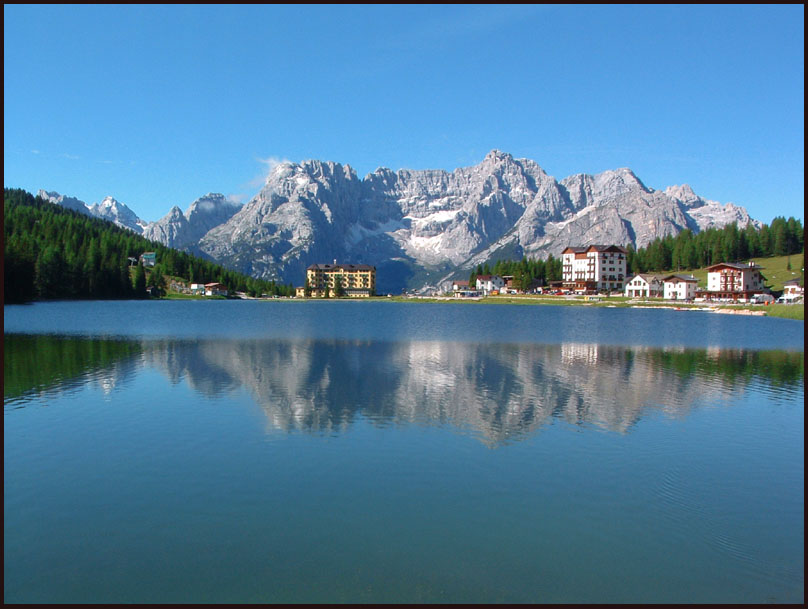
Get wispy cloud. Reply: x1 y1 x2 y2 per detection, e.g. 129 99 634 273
60 153 80 160
245 155 293 190
258 155 292 174
384 5 550 50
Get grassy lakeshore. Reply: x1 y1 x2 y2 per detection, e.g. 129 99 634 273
154 286 803 321
365 294 804 321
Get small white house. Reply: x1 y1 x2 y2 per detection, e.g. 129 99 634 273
782 279 804 302
475 275 505 295
204 282 228 297
451 279 480 298
624 274 664 298
662 274 698 301
190 283 206 295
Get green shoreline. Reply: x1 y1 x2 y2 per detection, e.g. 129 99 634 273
382 295 804 320
169 293 802 321
14 293 801 321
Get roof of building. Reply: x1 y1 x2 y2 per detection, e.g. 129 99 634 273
628 273 664 282
661 274 698 282
562 244 628 254
706 261 764 271
782 278 802 285
307 263 375 271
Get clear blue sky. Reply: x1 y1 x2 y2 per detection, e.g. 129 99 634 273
4 4 804 224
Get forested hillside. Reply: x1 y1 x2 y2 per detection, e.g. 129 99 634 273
4 188 294 303
625 217 803 274
469 255 564 293
470 216 803 288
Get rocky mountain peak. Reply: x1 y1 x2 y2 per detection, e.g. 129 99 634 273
266 161 297 182
593 167 648 196
37 189 92 215
484 149 512 163
664 184 701 207
84 195 145 233
185 193 239 217
98 195 119 208
295 159 358 182
476 149 523 177
142 192 242 249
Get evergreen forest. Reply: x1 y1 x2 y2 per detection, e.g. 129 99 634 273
624 217 803 274
4 188 294 303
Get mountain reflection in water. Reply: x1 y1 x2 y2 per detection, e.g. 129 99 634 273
4 335 803 446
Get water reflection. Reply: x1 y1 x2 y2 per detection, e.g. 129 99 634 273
3 335 142 403
6 334 802 445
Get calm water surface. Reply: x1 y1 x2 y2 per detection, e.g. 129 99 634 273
4 301 804 603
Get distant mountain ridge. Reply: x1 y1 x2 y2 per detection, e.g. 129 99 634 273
39 150 760 293
38 190 149 234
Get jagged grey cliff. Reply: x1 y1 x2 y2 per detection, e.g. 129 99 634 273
40 150 758 293
143 193 242 251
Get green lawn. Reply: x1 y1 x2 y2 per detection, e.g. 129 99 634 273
763 303 804 320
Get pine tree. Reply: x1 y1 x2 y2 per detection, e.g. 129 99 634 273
35 245 64 299
133 263 147 298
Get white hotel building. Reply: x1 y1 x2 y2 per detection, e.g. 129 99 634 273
562 245 628 293
699 262 766 302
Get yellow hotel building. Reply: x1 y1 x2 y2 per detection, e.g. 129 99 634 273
303 263 376 297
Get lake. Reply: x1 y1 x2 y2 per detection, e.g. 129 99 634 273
4 301 804 603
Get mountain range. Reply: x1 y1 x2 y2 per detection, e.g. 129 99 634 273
38 150 758 294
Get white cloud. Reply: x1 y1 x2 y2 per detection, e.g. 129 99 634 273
386 5 549 51
246 155 293 190
258 155 292 175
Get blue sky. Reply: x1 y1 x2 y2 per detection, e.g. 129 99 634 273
4 4 804 224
